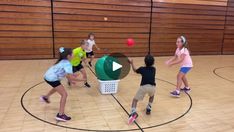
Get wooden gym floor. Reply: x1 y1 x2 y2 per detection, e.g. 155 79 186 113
0 55 234 132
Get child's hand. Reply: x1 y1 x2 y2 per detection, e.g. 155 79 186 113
166 61 173 67
67 79 76 85
83 61 88 67
165 60 170 66
72 74 78 78
71 81 76 85
128 58 133 64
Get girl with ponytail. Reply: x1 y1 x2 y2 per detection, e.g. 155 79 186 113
165 36 193 97
41 47 84 122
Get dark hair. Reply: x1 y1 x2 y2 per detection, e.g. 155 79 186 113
144 54 155 67
179 36 188 48
88 33 95 38
80 39 88 46
178 35 191 53
55 47 72 64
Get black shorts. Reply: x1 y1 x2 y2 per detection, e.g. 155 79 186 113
44 79 61 88
86 51 94 58
73 63 84 73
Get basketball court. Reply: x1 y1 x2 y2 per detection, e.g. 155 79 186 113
0 0 234 132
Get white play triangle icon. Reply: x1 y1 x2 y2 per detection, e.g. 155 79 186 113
112 61 122 71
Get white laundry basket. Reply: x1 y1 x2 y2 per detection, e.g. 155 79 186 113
98 80 120 94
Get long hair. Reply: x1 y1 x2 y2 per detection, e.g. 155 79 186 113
55 47 72 64
179 35 191 54
180 36 188 48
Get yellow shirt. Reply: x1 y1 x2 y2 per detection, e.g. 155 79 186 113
70 47 86 66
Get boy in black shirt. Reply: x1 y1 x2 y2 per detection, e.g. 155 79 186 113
128 54 156 124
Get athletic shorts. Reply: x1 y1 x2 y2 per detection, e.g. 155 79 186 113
44 79 61 88
86 51 94 58
180 67 192 74
134 84 156 101
72 63 84 73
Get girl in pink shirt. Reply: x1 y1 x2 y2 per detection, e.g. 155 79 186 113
166 36 193 97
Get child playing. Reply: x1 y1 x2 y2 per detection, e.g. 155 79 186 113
70 40 91 88
165 36 193 97
41 47 84 122
85 33 100 67
128 54 156 124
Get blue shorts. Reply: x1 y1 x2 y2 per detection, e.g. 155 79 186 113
180 67 192 74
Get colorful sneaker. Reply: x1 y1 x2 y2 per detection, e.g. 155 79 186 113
128 112 138 124
180 87 191 93
40 96 50 103
170 90 180 97
84 82 91 88
55 113 71 122
88 62 92 67
146 105 151 115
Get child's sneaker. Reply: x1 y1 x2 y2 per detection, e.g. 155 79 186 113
40 96 50 103
88 62 92 67
55 113 71 122
170 90 180 97
180 87 191 93
84 82 91 88
146 105 151 115
128 112 138 124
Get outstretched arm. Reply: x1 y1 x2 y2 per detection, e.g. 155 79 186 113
165 55 177 65
129 59 137 72
66 74 85 84
94 44 100 50
168 54 185 66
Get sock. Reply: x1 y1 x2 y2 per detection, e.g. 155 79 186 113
131 108 136 114
147 103 152 109
185 87 190 89
176 90 180 94
148 102 152 106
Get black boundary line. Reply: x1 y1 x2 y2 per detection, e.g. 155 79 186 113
87 66 144 132
143 78 193 129
213 66 234 83
87 66 193 130
20 66 193 132
20 81 139 132
110 94 144 132
50 0 56 58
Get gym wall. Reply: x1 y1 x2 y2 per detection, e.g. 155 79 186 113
0 0 233 59
0 0 53 59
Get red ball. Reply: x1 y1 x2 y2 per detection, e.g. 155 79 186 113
127 38 135 47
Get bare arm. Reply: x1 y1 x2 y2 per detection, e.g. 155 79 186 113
169 55 177 62
169 54 185 66
66 74 85 84
82 57 88 65
129 59 137 72
94 44 100 50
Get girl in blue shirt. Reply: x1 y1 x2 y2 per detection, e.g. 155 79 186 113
41 47 84 122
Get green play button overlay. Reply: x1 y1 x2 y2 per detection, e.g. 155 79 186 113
104 53 130 80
